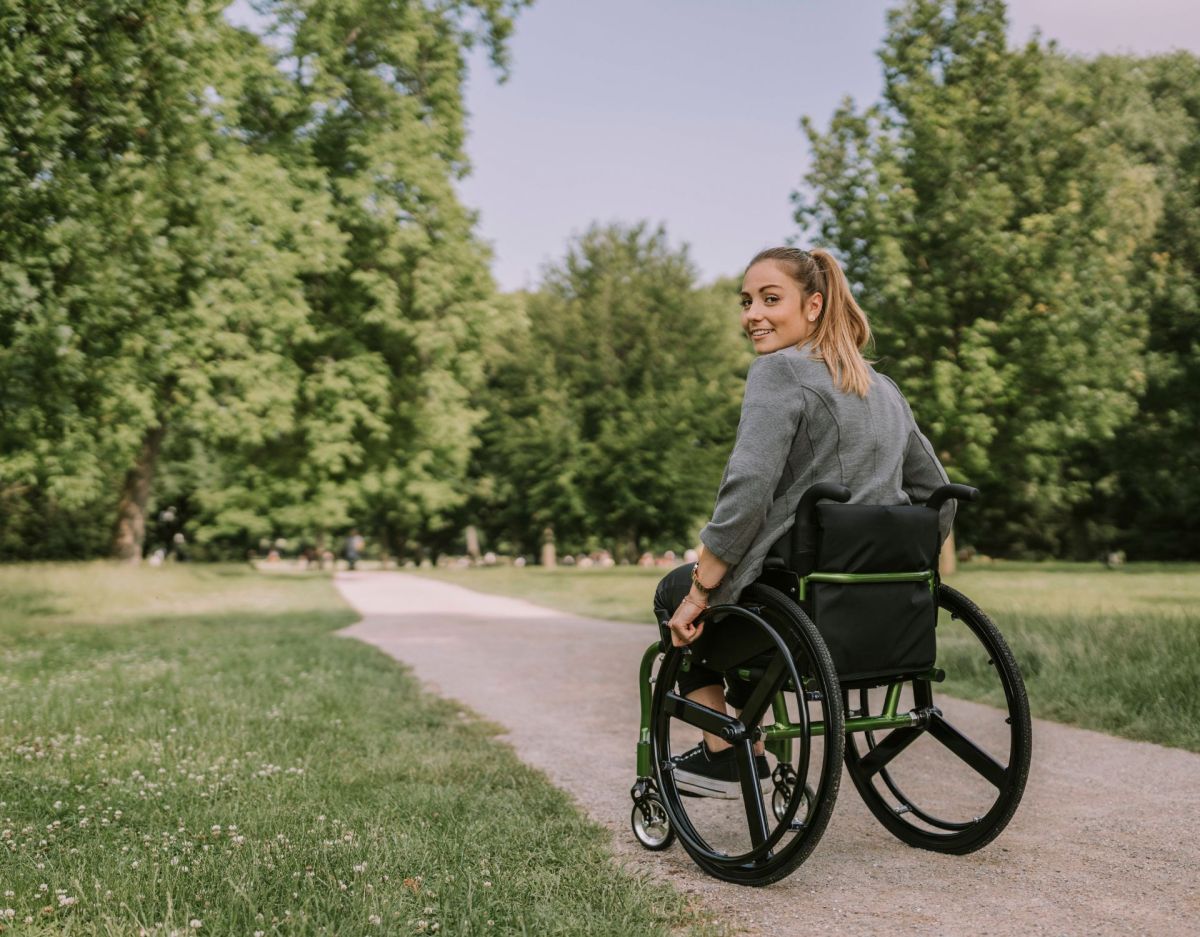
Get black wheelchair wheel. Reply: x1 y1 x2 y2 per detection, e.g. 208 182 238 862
844 584 1032 854
650 585 844 886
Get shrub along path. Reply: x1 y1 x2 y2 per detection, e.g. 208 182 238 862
337 571 1199 937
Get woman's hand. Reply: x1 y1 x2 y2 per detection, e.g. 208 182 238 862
667 592 708 647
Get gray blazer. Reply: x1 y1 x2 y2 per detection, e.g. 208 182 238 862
699 345 953 605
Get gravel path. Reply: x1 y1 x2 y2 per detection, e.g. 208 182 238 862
334 571 1199 936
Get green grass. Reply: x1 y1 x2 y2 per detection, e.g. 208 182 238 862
0 563 716 936
418 562 1200 752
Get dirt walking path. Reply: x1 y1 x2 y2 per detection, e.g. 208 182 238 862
334 571 1198 936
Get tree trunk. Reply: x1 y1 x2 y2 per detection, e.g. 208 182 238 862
377 524 393 568
540 526 556 568
111 424 166 563
465 524 481 562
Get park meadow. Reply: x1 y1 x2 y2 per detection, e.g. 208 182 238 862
3 558 1197 933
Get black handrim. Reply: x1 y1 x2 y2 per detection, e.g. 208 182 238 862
843 584 1032 854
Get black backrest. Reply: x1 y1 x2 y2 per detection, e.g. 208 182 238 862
815 503 939 573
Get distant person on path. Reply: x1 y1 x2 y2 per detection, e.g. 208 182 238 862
652 246 953 797
345 529 365 570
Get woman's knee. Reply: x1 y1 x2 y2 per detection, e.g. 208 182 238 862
653 563 693 621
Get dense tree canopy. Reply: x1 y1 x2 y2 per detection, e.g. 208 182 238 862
1 0 526 561
797 0 1196 557
468 224 749 560
2 0 1197 562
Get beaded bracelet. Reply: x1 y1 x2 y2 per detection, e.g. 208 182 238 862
691 562 723 595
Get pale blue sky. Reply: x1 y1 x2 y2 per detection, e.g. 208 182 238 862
227 1 1200 290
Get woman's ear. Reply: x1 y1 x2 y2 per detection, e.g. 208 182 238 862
808 292 824 322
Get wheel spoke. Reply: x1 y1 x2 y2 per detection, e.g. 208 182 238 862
736 653 790 728
927 713 1008 789
662 692 738 735
735 741 771 848
857 725 924 777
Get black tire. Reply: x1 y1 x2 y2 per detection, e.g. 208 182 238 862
651 585 844 885
844 584 1032 854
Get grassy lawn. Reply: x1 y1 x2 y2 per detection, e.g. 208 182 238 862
0 563 715 936
417 562 1200 752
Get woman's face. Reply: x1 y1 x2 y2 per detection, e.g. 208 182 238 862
739 260 822 354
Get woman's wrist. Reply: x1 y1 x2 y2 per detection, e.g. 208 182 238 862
691 562 723 596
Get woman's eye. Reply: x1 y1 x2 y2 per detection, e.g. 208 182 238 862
764 295 778 305
739 298 751 309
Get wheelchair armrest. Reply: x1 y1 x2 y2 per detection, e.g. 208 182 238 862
799 483 853 523
927 484 979 511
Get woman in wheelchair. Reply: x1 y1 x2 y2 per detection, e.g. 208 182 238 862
652 246 954 797
635 246 1030 885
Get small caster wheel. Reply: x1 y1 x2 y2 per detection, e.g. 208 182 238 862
631 796 674 851
772 780 816 824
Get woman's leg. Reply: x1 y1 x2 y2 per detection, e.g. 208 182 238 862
653 564 731 752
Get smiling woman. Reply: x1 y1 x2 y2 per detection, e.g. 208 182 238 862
652 245 954 794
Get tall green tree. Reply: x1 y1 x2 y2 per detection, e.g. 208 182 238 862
797 0 1158 556
1086 52 1200 557
0 1 224 559
472 224 749 560
1 0 527 561
180 0 527 558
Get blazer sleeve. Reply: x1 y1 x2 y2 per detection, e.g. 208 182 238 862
699 352 804 565
903 424 955 544
879 373 954 542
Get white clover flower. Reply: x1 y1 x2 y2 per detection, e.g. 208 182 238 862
189 918 202 929
368 914 382 926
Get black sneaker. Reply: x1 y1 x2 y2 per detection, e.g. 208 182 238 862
671 742 771 799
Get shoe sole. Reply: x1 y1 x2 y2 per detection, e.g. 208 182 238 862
673 771 772 800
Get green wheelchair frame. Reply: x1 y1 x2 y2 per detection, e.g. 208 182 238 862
630 484 1032 886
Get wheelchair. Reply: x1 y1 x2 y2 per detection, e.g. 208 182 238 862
630 484 1032 886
